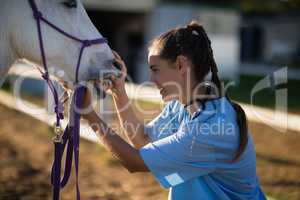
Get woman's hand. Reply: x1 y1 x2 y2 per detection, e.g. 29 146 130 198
110 51 127 96
81 85 97 121
82 50 127 109
80 50 127 120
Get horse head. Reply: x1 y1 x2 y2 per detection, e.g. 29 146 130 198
0 0 120 92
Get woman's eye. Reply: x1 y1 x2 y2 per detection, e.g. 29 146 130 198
62 0 77 8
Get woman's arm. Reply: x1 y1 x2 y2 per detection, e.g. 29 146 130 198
108 51 151 149
111 87 150 149
84 110 149 173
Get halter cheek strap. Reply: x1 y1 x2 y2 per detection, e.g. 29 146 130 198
28 0 107 125
27 0 107 199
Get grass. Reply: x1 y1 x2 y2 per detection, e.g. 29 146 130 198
225 75 300 114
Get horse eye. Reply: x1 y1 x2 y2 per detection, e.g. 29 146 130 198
62 0 77 8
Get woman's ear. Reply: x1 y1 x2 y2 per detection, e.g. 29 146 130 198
176 55 189 75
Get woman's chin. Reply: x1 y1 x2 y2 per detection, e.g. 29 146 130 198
161 93 178 102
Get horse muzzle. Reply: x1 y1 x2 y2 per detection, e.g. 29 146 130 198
85 64 122 98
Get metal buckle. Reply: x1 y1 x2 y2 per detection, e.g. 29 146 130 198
53 123 64 144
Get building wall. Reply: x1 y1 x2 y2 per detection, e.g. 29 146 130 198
82 0 156 12
242 14 300 68
263 17 300 67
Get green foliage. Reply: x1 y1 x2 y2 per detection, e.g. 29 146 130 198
226 75 300 113
241 0 300 13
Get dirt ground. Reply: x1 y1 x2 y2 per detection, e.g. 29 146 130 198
0 103 299 200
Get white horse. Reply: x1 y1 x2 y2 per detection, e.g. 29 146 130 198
0 0 118 88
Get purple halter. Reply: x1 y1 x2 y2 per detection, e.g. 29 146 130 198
27 0 107 199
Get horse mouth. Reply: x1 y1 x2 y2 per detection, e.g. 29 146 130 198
92 79 110 99
89 70 122 99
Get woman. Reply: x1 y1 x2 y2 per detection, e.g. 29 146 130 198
82 21 267 200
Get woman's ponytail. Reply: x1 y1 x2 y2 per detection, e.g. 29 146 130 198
188 21 249 161
228 100 249 161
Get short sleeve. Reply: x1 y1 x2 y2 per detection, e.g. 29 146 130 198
140 123 216 189
140 97 243 189
144 100 180 141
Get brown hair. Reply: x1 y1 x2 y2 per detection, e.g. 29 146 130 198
149 21 248 161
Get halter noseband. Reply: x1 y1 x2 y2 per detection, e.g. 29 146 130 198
27 0 107 199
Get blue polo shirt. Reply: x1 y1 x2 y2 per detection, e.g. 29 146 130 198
139 97 266 200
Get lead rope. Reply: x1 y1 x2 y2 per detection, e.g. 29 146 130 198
27 0 107 199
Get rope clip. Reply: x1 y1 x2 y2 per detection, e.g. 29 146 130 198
53 123 64 144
